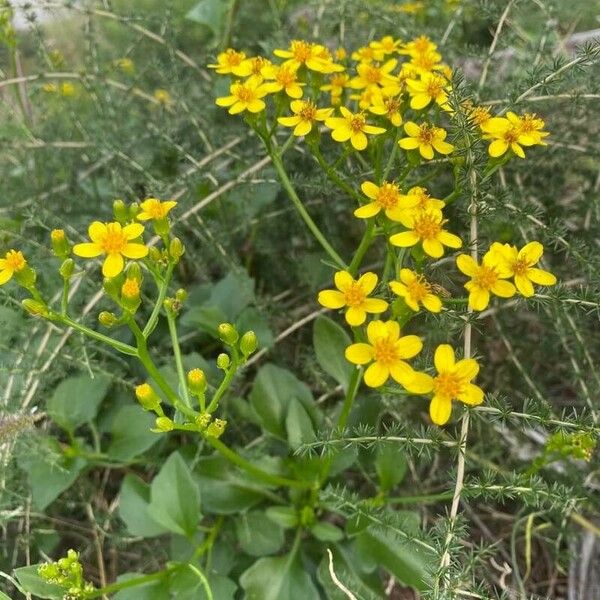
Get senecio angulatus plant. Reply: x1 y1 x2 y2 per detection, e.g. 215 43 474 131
5 29 596 600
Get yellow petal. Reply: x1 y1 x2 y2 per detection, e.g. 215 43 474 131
354 202 381 218
527 268 556 286
0 269 13 285
364 362 389 387
404 121 421 137
439 231 462 248
88 221 106 243
351 132 368 150
403 371 435 394
399 137 419 150
491 279 516 298
422 294 442 313
123 223 145 240
514 274 534 297
331 126 353 142
469 288 490 311
432 140 454 155
419 144 435 160
389 231 419 248
122 243 149 259
318 289 346 309
422 238 444 258
434 344 455 372
456 254 478 276
334 271 353 292
396 335 422 359
410 94 431 110
454 358 479 381
345 343 373 365
294 120 312 137
429 396 452 425
389 281 408 296
357 272 378 294
363 298 388 314
73 242 103 258
488 139 508 158
458 383 484 406
278 116 301 127
383 320 400 340
399 269 416 284
361 181 379 200
345 306 367 326
518 241 543 265
366 320 387 344
102 253 124 278
389 361 416 385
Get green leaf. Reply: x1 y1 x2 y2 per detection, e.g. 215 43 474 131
147 452 200 537
240 552 320 600
210 270 255 322
236 307 274 349
18 438 86 510
113 573 170 600
169 567 237 600
14 565 65 599
0 591 11 600
311 521 344 542
265 506 298 529
47 373 111 431
186 0 231 38
313 316 353 392
250 364 318 440
235 511 285 556
107 405 160 461
375 443 407 492
285 398 316 450
119 475 169 538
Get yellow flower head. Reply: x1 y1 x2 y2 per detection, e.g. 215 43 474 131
404 186 446 213
398 121 454 160
73 221 148 278
390 210 462 258
396 1 425 14
466 103 492 127
409 50 445 75
334 47 347 61
113 57 135 74
509 111 549 145
351 45 383 63
488 241 556 297
456 250 516 311
367 90 403 127
354 181 419 220
215 76 269 114
481 111 547 159
321 73 351 103
325 107 386 151
273 40 344 73
318 271 388 326
262 64 304 98
153 89 172 106
370 35 402 56
351 87 379 111
121 277 140 299
406 72 451 111
350 59 398 93
390 269 442 313
208 48 252 77
0 249 27 285
246 56 272 79
407 345 484 425
137 198 177 221
277 100 333 137
400 36 437 58
345 320 423 388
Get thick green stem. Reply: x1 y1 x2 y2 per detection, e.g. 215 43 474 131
143 263 174 339
348 221 376 275
59 315 138 356
207 361 238 413
87 567 176 598
167 310 191 407
206 437 310 489
336 367 362 432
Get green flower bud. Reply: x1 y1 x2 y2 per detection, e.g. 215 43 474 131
240 330 258 357
50 229 70 258
154 416 174 432
121 277 141 313
59 258 75 280
218 322 239 345
148 247 162 263
153 217 170 237
126 262 143 282
195 412 211 429
113 199 128 223
22 299 49 318
216 353 230 370
135 383 162 412
206 418 226 438
187 369 207 395
98 311 118 327
103 275 122 300
300 505 315 527
129 202 140 219
175 288 187 303
14 265 36 289
169 237 185 262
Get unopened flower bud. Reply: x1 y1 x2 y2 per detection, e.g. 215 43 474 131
59 258 74 280
175 288 187 303
218 322 239 345
135 383 162 412
195 412 211 429
121 277 141 312
103 276 122 300
240 330 258 357
153 217 169 236
169 237 184 262
129 202 140 219
216 353 230 370
126 262 142 282
22 298 49 318
187 368 207 395
50 229 70 258
148 247 162 263
15 266 36 289
206 418 226 438
98 311 118 327
154 416 174 432
113 199 128 223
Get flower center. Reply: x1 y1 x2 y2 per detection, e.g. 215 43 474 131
512 258 529 276
343 282 366 307
277 68 296 85
225 50 243 66
350 114 366 132
417 125 435 144
100 225 128 255
365 66 382 84
376 183 400 208
407 275 430 301
235 85 255 102
475 265 498 290
145 201 167 219
434 372 462 400
426 78 444 98
413 213 441 240
503 128 520 144
331 74 348 87
372 337 399 365
299 102 317 121
121 278 140 299
5 250 26 272
385 98 400 114
291 41 312 62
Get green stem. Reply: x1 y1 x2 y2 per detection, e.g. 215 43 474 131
381 129 401 182
206 437 311 489
348 221 376 275
143 263 174 339
88 567 176 598
220 0 240 51
207 360 239 413
187 564 213 600
336 367 362 432
58 315 138 356
60 279 69 316
388 491 455 504
269 149 348 269
407 165 444 188
167 310 191 407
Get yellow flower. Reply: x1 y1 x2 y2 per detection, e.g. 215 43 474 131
262 64 304 98
464 102 492 128
345 320 423 388
207 48 252 76
399 36 437 58
480 112 544 159
409 50 445 75
277 100 333 136
0 250 26 285
390 269 442 312
59 82 76 97
489 241 557 297
404 186 446 213
215 77 269 114
137 198 177 221
370 36 402 56
121 277 140 299
325 107 386 151
154 89 172 106
351 45 383 63
350 59 398 92
354 181 419 220
73 222 148 278
246 56 272 79
273 40 343 73
334 47 347 61
396 1 425 14
318 271 388 326
389 210 462 258
407 345 484 425
406 72 451 110
351 87 379 111
398 121 454 160
320 73 351 103
113 57 135 74
456 250 516 311
367 91 403 126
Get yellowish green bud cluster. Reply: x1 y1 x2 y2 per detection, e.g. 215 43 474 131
98 311 118 328
38 549 95 598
